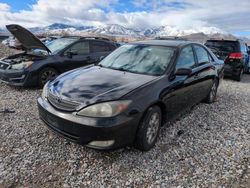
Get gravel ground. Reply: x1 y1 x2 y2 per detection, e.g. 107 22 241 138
0 45 250 187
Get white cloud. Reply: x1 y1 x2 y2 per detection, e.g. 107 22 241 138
0 3 10 12
0 0 249 33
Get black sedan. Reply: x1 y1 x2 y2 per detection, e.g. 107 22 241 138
38 40 224 151
0 24 118 87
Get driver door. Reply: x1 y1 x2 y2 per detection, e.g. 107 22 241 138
60 41 92 72
163 45 198 119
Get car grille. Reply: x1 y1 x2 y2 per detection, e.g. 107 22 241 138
0 61 10 70
48 91 81 112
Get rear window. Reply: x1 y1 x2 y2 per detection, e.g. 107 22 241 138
205 41 239 53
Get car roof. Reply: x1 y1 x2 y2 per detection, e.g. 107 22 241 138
206 39 241 43
131 40 194 48
60 36 112 41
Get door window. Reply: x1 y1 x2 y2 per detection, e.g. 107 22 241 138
91 41 110 52
65 42 89 55
176 45 196 69
194 45 210 66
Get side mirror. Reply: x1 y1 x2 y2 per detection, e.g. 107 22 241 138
175 68 192 76
66 51 77 58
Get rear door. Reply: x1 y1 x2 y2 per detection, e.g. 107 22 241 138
192 44 215 100
60 41 92 71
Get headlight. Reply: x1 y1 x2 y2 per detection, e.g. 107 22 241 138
11 61 33 70
42 82 49 99
77 100 132 117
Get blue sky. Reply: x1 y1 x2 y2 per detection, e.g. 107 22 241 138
0 0 249 37
1 0 32 11
0 0 189 13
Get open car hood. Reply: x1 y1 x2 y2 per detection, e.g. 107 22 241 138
6 24 51 53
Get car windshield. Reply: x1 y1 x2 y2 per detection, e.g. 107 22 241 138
46 38 78 54
99 44 175 75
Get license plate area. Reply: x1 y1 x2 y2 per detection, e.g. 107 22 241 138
46 114 60 128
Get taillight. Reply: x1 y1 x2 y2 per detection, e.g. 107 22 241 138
228 53 243 60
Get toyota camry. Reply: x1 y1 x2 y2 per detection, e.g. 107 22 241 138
38 40 224 151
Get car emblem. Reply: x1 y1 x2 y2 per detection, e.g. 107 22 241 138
56 96 62 103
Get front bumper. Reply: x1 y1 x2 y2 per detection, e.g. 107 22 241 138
37 97 141 150
0 68 30 86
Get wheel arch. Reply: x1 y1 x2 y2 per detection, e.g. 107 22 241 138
140 100 167 126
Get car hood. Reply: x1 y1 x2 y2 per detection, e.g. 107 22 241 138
49 66 157 106
6 24 51 53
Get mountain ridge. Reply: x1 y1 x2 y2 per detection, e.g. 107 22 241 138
1 23 249 42
28 23 227 37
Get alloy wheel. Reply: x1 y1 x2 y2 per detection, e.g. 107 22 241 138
41 70 57 85
209 82 218 102
146 112 160 144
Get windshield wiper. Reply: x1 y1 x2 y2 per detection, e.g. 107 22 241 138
115 67 126 71
96 64 103 67
103 66 126 72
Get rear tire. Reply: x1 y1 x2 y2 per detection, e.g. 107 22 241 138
204 79 218 104
134 106 162 151
38 67 58 88
235 68 243 82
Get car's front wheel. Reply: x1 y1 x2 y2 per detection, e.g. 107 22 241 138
134 106 162 151
38 67 58 87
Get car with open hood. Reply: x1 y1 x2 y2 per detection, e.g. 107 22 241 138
0 24 118 87
38 40 224 151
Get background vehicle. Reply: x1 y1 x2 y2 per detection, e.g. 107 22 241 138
248 45 250 73
0 24 118 87
38 40 224 151
205 39 249 81
40 36 61 45
2 36 24 49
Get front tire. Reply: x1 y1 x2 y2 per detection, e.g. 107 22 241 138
38 67 58 88
134 106 162 151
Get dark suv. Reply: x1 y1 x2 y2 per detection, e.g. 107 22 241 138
205 39 250 81
0 24 118 87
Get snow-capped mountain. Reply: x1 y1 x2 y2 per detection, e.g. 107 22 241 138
29 23 94 34
84 24 141 37
142 26 226 37
1 23 246 42
27 23 228 38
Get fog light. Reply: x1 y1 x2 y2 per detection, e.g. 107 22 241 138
87 140 115 148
